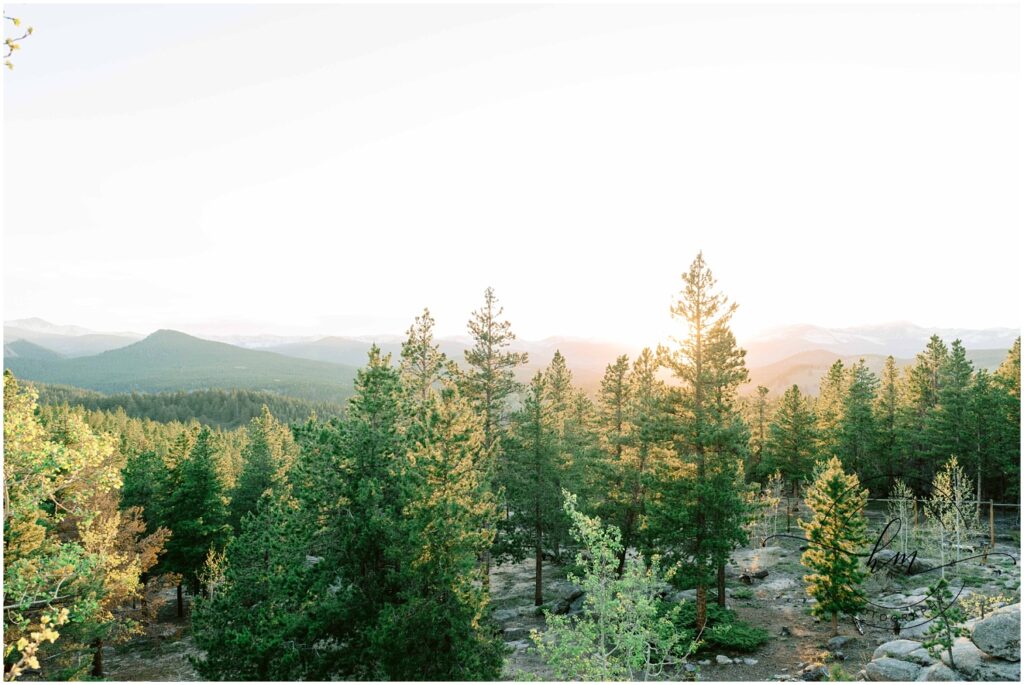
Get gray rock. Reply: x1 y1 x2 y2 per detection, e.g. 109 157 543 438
870 550 932 575
829 635 852 650
506 639 531 651
673 589 698 602
502 627 532 642
915 663 957 681
684 663 698 673
492 608 518 622
873 639 924 661
799 664 828 681
865 657 923 681
906 648 935 666
716 655 733 665
971 603 1020 661
743 658 759 666
698 659 711 666
941 637 1021 681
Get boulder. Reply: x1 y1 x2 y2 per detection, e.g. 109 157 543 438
906 648 935 666
865 657 923 681
553 589 585 615
828 635 854 650
716 655 733 665
941 637 1021 681
915 663 957 681
971 604 1020 661
873 639 924 661
502 626 532 642
743 658 759 666
492 608 519 622
870 550 932 575
798 664 828 681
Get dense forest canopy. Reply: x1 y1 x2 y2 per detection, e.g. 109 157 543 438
3 255 1020 681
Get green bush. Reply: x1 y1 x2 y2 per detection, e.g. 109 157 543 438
731 587 754 600
663 601 770 653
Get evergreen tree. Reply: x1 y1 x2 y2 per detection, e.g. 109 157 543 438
799 457 868 636
160 427 231 616
837 360 879 481
762 384 818 495
750 385 770 477
459 287 529 585
905 335 949 485
874 355 906 489
499 372 563 605
967 370 1000 505
120 449 170 533
228 405 297 532
927 340 973 469
460 286 529 460
192 491 315 680
991 338 1020 501
400 308 448 410
816 360 846 458
650 252 751 629
374 383 504 679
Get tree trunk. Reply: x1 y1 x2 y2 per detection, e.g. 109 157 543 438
534 543 543 606
482 550 491 590
695 584 707 632
717 563 726 607
91 639 104 678
176 583 184 619
831 612 839 636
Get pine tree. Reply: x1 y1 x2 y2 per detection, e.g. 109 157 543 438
905 335 949 484
160 427 231 616
927 340 973 470
651 252 751 629
800 456 868 636
992 338 1020 501
375 383 504 679
816 360 846 458
837 360 879 481
874 356 906 490
192 491 315 680
400 307 448 410
762 385 818 495
459 287 529 585
120 449 170 533
228 405 297 532
750 385 770 476
499 372 563 606
460 286 529 460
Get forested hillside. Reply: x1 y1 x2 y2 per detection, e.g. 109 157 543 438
31 385 345 428
4 257 1020 682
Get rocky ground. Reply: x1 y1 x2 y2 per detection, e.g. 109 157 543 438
101 537 1020 681
493 537 1022 681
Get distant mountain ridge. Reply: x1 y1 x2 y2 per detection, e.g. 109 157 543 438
745 347 1011 397
5 319 1017 400
4 329 357 403
743 322 1018 367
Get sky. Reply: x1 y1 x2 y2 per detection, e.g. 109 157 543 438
3 3 1020 346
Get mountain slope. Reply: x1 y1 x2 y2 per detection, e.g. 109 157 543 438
745 347 1012 397
743 322 1019 367
4 325 142 357
3 339 66 361
4 329 358 402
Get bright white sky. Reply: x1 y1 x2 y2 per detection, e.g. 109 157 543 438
3 3 1020 345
